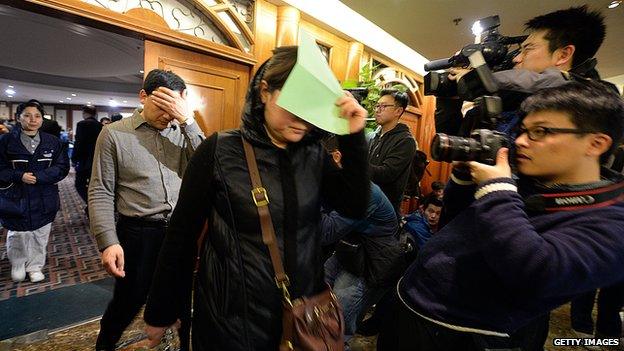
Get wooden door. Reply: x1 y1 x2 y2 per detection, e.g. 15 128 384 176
144 40 251 135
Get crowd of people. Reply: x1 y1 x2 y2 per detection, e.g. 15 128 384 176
0 4 623 351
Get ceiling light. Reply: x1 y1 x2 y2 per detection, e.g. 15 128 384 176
71 93 77 96
108 99 118 107
59 100 64 103
8 85 14 88
139 70 144 74
471 21 483 36
123 100 128 103
66 97 72 100
7 95 13 98
5 89 15 95
87 101 91 104
609 1 621 8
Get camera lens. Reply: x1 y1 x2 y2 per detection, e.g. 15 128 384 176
431 133 481 162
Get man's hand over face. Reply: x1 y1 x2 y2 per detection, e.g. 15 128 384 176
150 87 190 124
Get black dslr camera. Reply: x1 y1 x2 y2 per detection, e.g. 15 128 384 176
431 96 509 165
423 15 526 99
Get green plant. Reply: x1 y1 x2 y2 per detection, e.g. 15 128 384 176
357 63 381 126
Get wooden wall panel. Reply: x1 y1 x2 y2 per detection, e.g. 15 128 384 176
299 21 349 84
145 40 250 135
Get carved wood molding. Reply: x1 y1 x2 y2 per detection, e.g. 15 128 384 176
22 0 256 65
159 57 242 80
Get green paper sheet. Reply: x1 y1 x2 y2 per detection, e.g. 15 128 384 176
276 31 350 135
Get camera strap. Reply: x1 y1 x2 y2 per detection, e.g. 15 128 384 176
524 181 624 212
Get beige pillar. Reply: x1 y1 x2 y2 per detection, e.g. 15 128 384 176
276 6 300 46
345 42 364 83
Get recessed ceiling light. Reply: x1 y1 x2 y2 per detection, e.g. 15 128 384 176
8 85 14 88
123 100 128 103
609 0 621 8
139 70 144 74
59 100 64 103
109 99 118 107
5 89 15 95
7 95 13 98
66 97 72 100
71 93 77 96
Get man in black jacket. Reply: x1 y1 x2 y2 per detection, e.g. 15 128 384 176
72 105 102 206
368 89 417 214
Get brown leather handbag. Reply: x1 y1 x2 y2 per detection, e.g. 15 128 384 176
242 138 345 351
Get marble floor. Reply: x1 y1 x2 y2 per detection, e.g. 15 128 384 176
1 303 621 351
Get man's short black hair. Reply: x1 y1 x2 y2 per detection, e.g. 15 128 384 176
100 117 111 123
142 69 186 95
431 181 445 191
110 113 123 122
520 80 624 160
82 105 97 117
525 5 605 68
16 99 45 117
380 89 408 110
421 195 443 210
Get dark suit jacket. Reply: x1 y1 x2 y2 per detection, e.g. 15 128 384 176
72 117 102 174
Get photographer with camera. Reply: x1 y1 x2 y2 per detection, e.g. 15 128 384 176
376 81 624 351
432 6 610 139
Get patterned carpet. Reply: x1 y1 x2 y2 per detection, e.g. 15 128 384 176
0 171 108 301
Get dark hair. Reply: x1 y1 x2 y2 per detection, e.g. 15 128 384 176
100 117 111 123
431 181 445 191
520 80 624 160
16 99 45 117
261 46 298 92
248 46 298 120
525 6 605 68
380 89 408 110
142 69 186 95
421 195 443 210
110 113 123 122
82 105 97 117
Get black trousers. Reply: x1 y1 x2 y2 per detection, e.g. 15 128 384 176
95 218 167 351
570 281 624 337
377 290 550 351
74 169 90 204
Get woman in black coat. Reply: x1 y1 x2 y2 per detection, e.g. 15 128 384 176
143 46 370 350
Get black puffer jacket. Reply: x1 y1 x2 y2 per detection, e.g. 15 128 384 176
145 69 370 350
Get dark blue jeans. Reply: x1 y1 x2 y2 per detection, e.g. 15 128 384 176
570 281 624 337
324 255 386 343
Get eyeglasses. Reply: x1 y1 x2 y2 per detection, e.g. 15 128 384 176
374 104 397 111
517 126 596 141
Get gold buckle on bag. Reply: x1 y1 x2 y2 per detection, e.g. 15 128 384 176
251 187 270 207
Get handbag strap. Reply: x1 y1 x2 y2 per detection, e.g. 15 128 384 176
241 138 292 302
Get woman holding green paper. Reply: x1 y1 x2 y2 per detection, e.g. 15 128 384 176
144 45 370 350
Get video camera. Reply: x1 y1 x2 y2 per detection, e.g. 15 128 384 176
423 15 527 99
424 15 523 164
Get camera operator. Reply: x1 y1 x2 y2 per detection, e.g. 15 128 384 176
435 6 611 137
377 81 624 351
